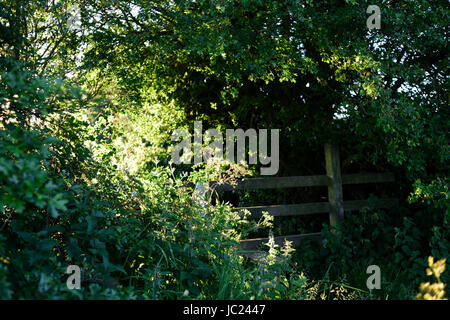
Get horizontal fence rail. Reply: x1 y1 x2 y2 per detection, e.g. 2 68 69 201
233 198 398 219
234 202 330 219
212 172 395 192
240 232 322 251
212 175 329 192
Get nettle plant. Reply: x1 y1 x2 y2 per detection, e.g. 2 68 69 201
0 62 302 299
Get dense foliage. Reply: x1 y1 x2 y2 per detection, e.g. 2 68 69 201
0 0 448 299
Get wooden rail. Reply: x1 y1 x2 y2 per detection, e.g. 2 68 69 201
240 232 322 251
213 144 397 252
213 175 329 192
234 198 398 219
212 172 394 192
235 202 330 219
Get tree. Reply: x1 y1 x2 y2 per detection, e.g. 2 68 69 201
76 1 447 177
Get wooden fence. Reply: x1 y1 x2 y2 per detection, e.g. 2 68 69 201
213 144 397 251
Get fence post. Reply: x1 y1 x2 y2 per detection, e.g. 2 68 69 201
325 143 344 227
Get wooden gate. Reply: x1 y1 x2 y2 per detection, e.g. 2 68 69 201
213 144 397 251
